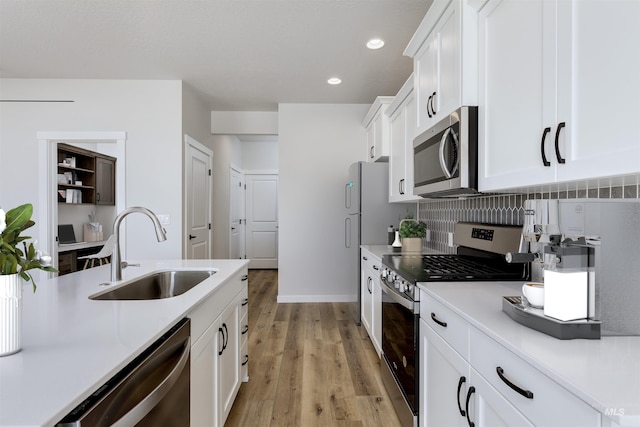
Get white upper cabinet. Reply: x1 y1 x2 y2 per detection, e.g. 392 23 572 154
362 97 394 162
478 0 640 192
404 0 478 136
388 75 421 202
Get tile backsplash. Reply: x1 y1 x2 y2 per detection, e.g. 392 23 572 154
417 181 640 254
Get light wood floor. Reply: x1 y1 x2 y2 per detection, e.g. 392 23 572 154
225 269 402 427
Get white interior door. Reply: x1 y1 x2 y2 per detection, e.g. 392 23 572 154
229 168 244 259
246 174 278 269
184 135 212 259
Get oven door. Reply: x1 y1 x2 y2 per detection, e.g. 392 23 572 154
380 280 419 414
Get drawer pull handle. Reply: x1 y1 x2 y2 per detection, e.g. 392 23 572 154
496 366 534 399
457 376 466 417
373 265 379 271
465 386 475 427
241 274 248 281
430 312 447 328
363 256 368 261
242 324 249 335
242 354 249 366
241 298 249 306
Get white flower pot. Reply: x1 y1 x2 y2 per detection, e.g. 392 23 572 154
0 274 23 356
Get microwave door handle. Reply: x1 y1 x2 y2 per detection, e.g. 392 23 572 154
438 128 459 179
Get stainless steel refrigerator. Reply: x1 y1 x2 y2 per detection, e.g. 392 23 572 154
345 161 414 323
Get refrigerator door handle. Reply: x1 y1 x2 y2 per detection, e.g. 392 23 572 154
345 183 352 210
344 217 351 248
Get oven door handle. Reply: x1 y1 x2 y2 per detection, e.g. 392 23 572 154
380 278 419 314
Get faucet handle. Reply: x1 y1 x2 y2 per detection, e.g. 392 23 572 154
120 261 140 269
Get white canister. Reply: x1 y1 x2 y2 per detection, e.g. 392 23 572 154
543 270 588 321
0 274 23 356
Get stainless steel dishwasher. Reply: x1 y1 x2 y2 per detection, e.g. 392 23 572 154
57 318 190 427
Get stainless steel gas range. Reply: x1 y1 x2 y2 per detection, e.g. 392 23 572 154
379 222 529 427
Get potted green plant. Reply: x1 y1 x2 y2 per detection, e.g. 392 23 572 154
0 203 56 356
399 213 426 253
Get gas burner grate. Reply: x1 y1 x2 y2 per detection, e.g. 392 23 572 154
422 255 519 280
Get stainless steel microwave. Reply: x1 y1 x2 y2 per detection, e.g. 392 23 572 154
413 106 478 197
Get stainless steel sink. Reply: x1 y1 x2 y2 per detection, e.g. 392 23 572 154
89 269 217 300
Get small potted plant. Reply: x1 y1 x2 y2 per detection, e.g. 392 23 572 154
399 213 426 253
1 203 56 356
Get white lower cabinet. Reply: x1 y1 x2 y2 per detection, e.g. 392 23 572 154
419 291 600 427
420 318 469 427
361 249 382 356
189 268 248 427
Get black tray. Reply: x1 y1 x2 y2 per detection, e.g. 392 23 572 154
502 296 601 340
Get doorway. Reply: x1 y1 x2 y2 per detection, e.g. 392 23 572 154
229 168 245 259
38 131 126 276
184 135 213 259
245 174 278 269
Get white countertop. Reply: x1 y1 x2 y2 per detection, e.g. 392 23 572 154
360 244 395 260
0 259 249 427
418 281 640 426
360 244 431 261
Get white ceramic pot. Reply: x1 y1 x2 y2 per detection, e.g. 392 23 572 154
401 237 423 253
0 274 23 356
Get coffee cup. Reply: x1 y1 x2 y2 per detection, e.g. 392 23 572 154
522 282 544 308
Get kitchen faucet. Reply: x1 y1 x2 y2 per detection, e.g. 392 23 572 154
111 207 167 281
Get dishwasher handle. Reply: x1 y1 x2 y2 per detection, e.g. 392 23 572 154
112 335 191 427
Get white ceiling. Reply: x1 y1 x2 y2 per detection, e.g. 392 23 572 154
0 0 432 111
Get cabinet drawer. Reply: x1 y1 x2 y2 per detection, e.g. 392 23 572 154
240 312 249 348
361 250 382 277
420 292 469 359
469 327 600 427
239 284 249 320
189 279 240 343
240 340 249 382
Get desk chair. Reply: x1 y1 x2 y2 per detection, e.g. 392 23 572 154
78 235 115 269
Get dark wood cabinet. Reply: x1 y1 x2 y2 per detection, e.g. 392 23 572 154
57 144 116 205
95 156 115 205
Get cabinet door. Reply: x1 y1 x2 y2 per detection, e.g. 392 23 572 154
478 0 557 191
435 0 461 121
191 320 219 427
95 156 115 205
468 368 534 427
555 0 640 182
370 267 382 356
218 299 241 426
389 101 407 202
361 267 374 334
420 319 469 427
366 120 376 162
415 33 439 133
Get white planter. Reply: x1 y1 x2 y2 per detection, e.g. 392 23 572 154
0 274 23 356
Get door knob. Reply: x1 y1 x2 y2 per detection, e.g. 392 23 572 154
189 234 196 240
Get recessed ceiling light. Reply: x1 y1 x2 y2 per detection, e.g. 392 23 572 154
367 39 385 50
327 77 342 85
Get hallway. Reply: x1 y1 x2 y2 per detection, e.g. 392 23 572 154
225 269 402 426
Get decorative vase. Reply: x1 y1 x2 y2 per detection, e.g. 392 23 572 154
401 237 423 253
0 274 23 356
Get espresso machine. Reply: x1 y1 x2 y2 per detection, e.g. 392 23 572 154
503 200 602 339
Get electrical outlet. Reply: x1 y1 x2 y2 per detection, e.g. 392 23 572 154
447 232 454 247
157 214 171 225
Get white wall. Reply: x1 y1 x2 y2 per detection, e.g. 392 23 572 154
243 139 278 171
182 83 214 146
0 79 183 261
278 103 369 302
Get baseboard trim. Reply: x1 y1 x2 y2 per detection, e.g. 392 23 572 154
277 294 357 303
